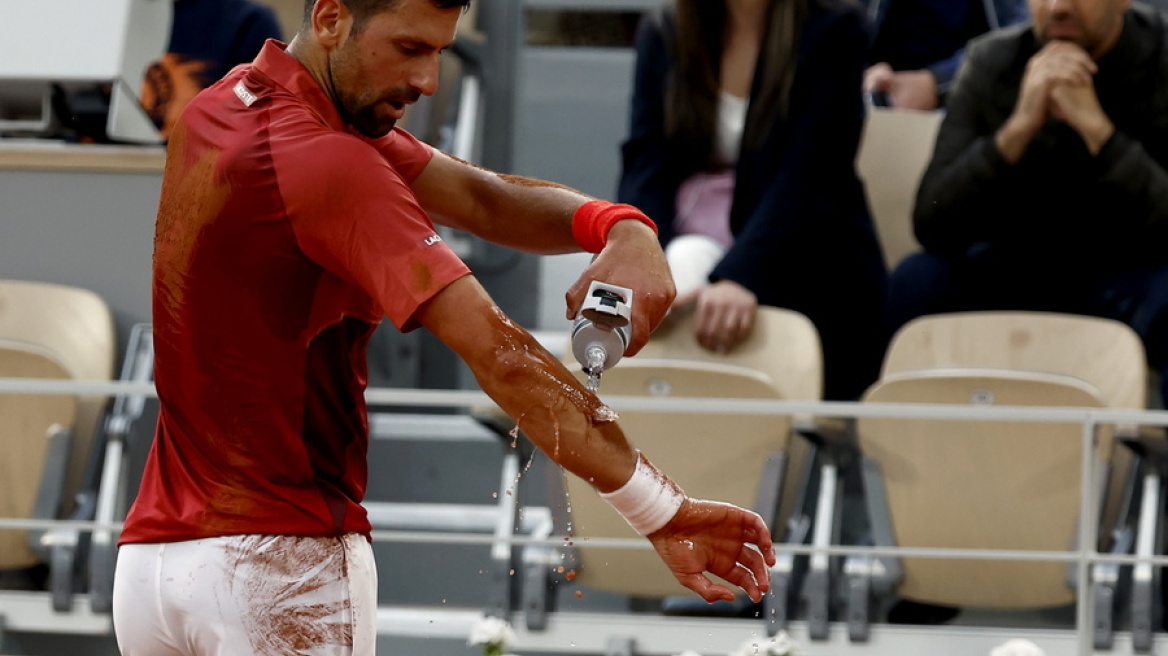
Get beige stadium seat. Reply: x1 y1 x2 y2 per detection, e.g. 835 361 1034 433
560 359 791 597
846 311 1149 647
0 348 76 569
856 107 943 270
517 305 823 633
0 279 116 573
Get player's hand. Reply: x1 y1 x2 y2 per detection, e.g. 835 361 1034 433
566 219 676 356
647 498 776 603
692 280 757 354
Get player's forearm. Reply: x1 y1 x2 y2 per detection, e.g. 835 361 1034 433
468 172 593 253
416 152 662 256
414 152 590 253
416 276 638 491
471 327 638 493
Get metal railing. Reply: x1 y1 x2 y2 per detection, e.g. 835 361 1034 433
2 376 1168 655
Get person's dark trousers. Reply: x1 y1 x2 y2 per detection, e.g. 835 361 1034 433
886 249 1168 408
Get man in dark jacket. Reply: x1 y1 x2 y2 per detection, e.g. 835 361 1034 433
888 0 1168 405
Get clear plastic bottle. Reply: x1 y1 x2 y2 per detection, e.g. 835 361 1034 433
571 281 633 392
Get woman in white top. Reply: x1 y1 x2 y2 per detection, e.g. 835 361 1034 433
618 0 889 401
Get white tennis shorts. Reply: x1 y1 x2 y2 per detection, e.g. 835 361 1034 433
113 533 377 656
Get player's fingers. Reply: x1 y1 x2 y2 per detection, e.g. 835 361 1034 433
676 572 737 604
717 562 765 603
740 550 772 598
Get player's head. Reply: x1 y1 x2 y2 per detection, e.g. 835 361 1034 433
301 0 471 137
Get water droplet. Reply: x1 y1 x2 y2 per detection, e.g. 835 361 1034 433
592 404 619 423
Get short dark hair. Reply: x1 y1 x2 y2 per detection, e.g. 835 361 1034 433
301 0 472 31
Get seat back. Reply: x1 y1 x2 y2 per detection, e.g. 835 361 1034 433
615 305 822 525
0 346 77 568
860 368 1109 608
560 306 822 597
883 311 1147 409
858 311 1147 608
856 107 943 270
0 279 116 561
636 305 823 402
563 359 790 597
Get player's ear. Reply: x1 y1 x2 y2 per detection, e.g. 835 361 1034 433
311 0 354 50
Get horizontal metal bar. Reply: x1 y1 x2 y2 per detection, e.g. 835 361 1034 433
368 413 501 442
0 590 111 635
375 608 1168 656
8 513 1168 568
4 377 1168 426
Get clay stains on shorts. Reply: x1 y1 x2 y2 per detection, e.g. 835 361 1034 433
227 535 353 655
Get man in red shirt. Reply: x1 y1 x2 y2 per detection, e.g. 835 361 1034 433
112 0 776 654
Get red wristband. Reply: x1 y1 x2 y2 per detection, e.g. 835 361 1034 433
572 200 658 254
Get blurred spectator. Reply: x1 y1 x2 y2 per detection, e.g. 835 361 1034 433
618 0 887 401
888 0 1168 407
141 0 283 139
862 0 1029 110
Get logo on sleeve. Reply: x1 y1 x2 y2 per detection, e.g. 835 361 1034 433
233 80 258 107
423 233 443 246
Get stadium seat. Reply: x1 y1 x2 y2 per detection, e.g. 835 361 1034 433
0 277 116 564
0 279 116 607
844 311 1151 648
856 107 942 270
518 305 824 635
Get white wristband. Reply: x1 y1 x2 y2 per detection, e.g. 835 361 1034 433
600 452 685 536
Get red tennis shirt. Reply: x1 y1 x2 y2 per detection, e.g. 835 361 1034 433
120 41 471 544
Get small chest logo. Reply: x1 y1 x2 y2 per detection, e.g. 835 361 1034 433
423 233 443 246
233 81 258 107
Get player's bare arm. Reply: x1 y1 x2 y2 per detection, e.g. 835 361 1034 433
412 150 675 353
412 274 773 601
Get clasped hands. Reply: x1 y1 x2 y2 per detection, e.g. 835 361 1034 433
1017 40 1115 154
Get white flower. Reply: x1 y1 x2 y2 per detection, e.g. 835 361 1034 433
467 615 515 647
730 631 801 656
989 639 1046 656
